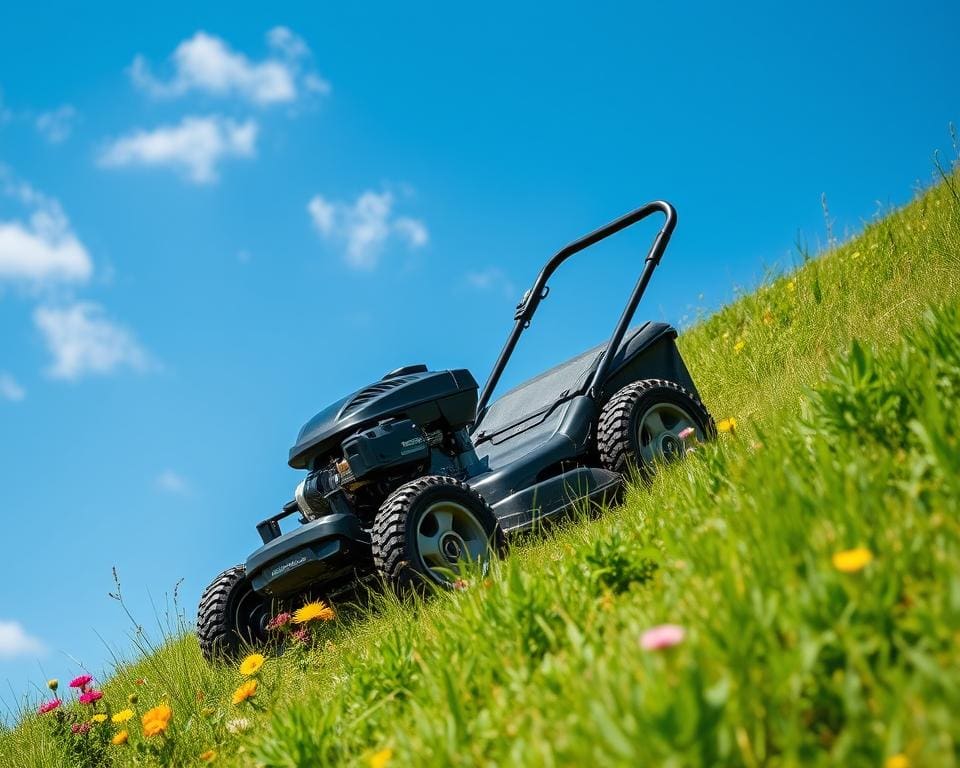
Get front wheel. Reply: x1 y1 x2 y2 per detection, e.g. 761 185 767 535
372 475 507 595
197 565 270 662
598 379 715 477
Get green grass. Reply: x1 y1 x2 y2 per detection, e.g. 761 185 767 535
4 166 960 768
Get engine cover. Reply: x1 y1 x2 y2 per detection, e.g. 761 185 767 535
288 368 478 469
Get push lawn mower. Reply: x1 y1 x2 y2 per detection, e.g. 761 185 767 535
198 201 714 660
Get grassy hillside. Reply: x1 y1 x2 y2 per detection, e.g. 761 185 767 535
4 167 959 768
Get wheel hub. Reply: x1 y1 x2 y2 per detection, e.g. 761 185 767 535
659 433 682 459
440 532 466 563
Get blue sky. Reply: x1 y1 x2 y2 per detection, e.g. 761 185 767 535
0 1 956 711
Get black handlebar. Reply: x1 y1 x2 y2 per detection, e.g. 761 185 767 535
474 201 677 423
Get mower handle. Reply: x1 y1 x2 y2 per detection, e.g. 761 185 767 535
475 200 677 424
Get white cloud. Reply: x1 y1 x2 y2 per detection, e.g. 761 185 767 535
98 115 257 184
156 469 189 495
0 174 92 286
0 620 44 659
307 190 429 270
34 302 153 380
0 373 25 402
267 26 310 61
130 29 328 106
466 267 516 298
35 105 78 143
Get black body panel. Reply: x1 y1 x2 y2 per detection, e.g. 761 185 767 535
245 513 369 596
469 322 695 510
288 369 478 469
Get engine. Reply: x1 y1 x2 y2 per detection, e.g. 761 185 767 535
288 367 482 523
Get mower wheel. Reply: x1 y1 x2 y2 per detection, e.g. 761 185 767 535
197 564 270 662
598 379 715 477
372 475 507 595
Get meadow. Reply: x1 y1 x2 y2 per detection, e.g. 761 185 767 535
3 161 959 767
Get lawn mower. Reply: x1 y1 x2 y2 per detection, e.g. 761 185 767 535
198 201 715 660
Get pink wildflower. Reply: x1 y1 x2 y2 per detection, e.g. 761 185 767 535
71 722 92 735
290 626 310 644
69 674 93 689
78 690 103 705
266 612 292 631
678 427 696 441
640 623 686 651
37 699 62 715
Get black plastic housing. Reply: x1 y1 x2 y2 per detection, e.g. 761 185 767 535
288 369 478 469
342 419 430 481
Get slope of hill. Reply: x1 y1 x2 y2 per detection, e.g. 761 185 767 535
3 166 959 768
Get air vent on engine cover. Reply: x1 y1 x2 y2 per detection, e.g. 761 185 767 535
339 376 416 418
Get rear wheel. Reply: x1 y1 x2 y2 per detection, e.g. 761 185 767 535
197 565 270 662
598 379 715 476
372 475 507 594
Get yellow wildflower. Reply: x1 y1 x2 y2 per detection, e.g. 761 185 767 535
200 750 218 762
832 547 873 573
232 679 258 705
717 417 737 433
91 713 108 724
293 600 335 624
369 748 394 768
111 730 129 746
112 708 134 724
239 652 266 676
787 279 796 292
885 755 909 768
141 703 172 737
733 339 745 353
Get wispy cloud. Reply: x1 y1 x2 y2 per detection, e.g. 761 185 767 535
0 373 25 402
307 189 428 270
0 171 92 286
98 115 257 184
466 267 516 298
33 302 154 380
35 105 78 143
0 620 44 659
156 469 190 495
129 28 328 106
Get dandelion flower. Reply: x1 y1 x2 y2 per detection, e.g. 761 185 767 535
232 679 258 705
112 708 134 724
733 339 746 353
369 748 394 768
717 417 737 433
239 653 266 676
787 280 796 292
79 690 103 705
47 679 58 692
833 547 873 573
70 674 93 689
885 755 909 768
37 699 61 715
640 623 686 651
200 750 218 762
91 713 108 724
293 601 335 624
111 730 129 746
141 703 172 737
